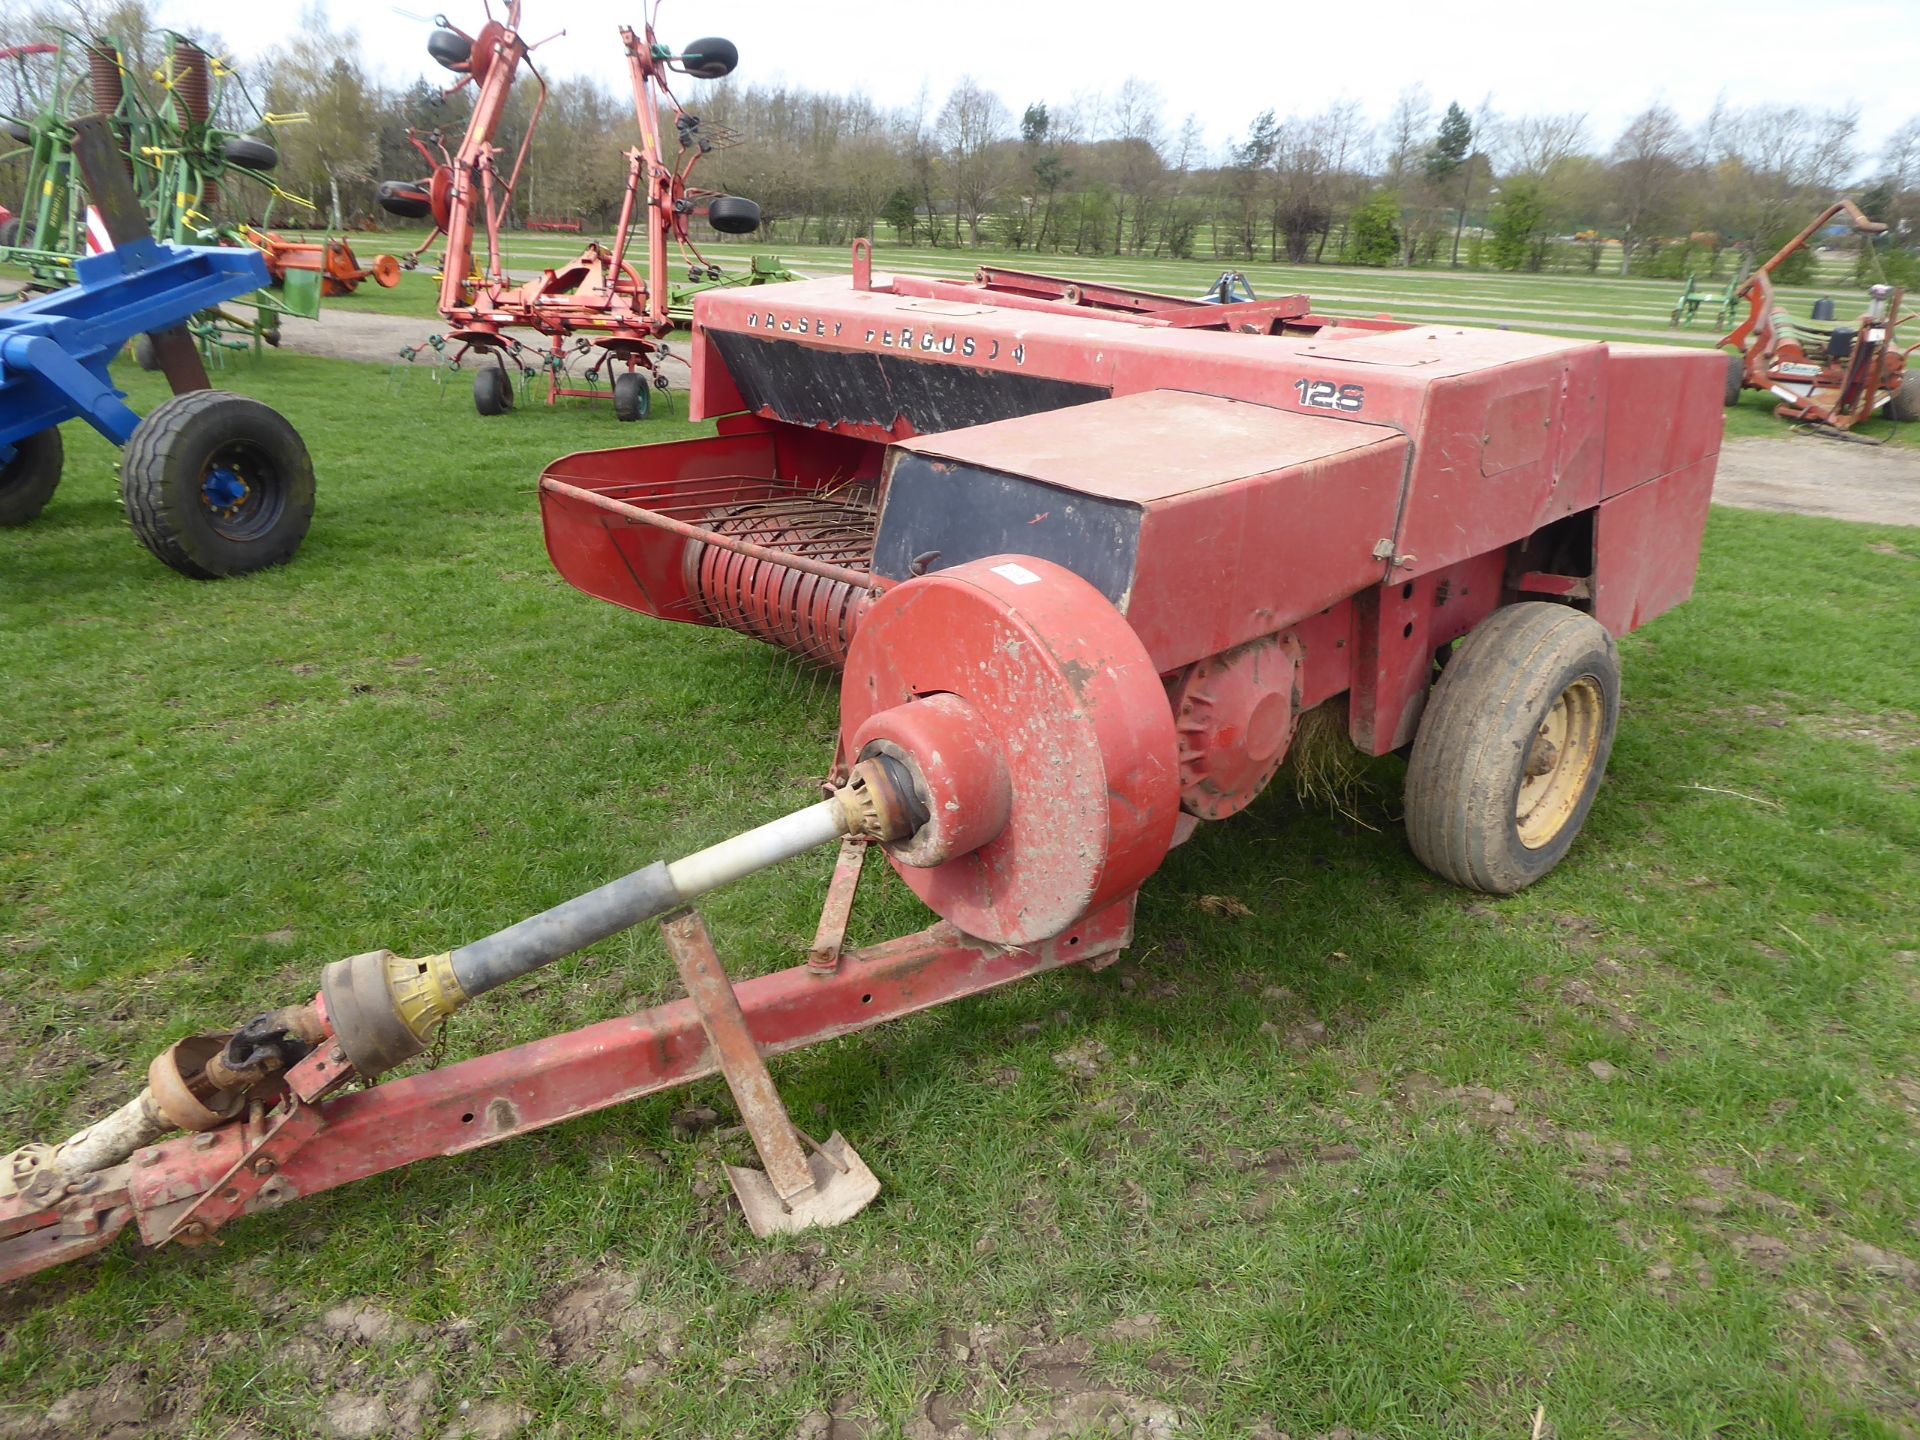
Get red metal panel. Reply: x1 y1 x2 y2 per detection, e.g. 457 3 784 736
690 313 749 417
541 430 780 620
1128 427 1407 672
894 390 1394 504
1592 458 1717 635
539 423 885 630
1348 550 1508 754
1601 347 1727 497
889 392 1408 673
1392 351 1607 574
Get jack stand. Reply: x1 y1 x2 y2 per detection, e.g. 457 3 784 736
660 908 880 1236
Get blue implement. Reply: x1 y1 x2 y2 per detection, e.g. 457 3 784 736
0 237 268 449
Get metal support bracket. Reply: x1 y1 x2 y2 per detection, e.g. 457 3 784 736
661 908 880 1235
807 837 867 973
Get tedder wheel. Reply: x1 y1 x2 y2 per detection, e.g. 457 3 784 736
120 391 315 579
0 217 18 247
131 333 160 372
0 428 64 527
1724 352 1745 407
679 36 738 78
473 364 513 416
1403 602 1620 895
706 195 762 235
612 371 650 422
221 136 278 172
1890 372 1920 424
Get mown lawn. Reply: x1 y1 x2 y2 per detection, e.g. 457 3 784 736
1 354 1918 1439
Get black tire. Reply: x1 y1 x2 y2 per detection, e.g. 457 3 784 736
612 372 650 422
132 333 160 372
1403 602 1620 895
679 36 738 78
706 195 761 235
427 28 472 69
0 217 18 248
473 365 512 416
3 119 29 145
1891 372 1920 424
221 136 278 172
378 179 432 220
1723 352 1745 407
120 391 314 579
0 428 63 527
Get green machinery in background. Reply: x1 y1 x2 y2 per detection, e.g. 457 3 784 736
0 30 320 358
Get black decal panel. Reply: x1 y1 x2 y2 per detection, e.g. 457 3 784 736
872 454 1141 609
709 333 1109 434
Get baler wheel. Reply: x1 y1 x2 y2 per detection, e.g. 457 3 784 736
120 391 315 579
1723 352 1745 407
473 364 513 417
1404 602 1619 895
0 428 63 526
1890 372 1920 424
612 371 650 422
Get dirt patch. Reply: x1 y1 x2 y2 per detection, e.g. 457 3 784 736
1398 1074 1554 1144
1800 709 1920 755
726 1238 834 1293
273 308 440 365
1729 1232 1797 1275
443 1401 534 1440
543 1267 685 1373
1713 436 1920 528
898 1325 1186 1439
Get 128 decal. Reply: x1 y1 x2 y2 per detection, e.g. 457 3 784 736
1293 378 1366 413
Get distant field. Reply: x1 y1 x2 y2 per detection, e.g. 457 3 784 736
334 229 1868 346
316 229 1914 446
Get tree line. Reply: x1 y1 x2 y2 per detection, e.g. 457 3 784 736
3 0 1918 283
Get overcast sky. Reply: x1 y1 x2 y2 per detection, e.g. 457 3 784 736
156 0 1917 169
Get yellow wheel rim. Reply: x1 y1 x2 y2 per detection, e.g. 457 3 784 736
1515 676 1605 850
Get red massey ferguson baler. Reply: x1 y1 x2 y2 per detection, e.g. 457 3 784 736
0 252 1723 1278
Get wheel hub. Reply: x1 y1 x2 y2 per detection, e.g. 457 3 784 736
1515 677 1604 849
201 465 249 516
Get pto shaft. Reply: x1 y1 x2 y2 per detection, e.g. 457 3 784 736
449 798 848 998
321 755 926 1076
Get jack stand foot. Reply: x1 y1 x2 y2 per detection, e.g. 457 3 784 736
662 908 882 1237
727 1130 881 1237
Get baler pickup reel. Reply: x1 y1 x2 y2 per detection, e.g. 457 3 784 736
2 555 1174 1279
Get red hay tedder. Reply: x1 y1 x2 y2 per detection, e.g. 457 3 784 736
378 0 764 420
1 243 1728 1281
1720 199 1917 430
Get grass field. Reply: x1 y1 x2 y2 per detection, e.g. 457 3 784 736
2 351 1919 1439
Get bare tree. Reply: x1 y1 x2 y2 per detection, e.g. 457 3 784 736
936 77 1008 247
1498 111 1589 178
1381 84 1432 186
262 8 378 231
1609 103 1691 275
1108 76 1165 252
